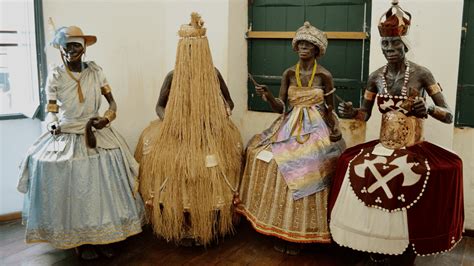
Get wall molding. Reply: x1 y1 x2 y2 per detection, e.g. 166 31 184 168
0 211 21 222
464 229 474 237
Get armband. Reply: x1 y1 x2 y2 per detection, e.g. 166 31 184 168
101 85 112 95
426 83 442 96
364 90 377 101
46 103 59 113
103 109 116 123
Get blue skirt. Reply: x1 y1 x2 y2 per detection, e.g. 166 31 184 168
20 132 144 249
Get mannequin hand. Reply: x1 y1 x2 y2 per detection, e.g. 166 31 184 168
255 85 271 101
413 98 428 118
325 105 342 141
47 121 61 135
337 101 356 119
330 128 342 142
90 117 109 130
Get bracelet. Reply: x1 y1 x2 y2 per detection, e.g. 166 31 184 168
103 109 116 123
324 88 336 96
46 103 59 113
101 85 112 95
275 98 285 110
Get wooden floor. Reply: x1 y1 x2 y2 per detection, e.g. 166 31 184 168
1 219 473 266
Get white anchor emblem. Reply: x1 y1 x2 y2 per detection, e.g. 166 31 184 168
354 155 421 199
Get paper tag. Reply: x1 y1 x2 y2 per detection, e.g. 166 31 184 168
205 154 218 168
372 143 394 157
256 150 273 163
46 140 67 152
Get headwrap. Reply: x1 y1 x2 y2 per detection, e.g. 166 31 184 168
292 21 328 57
66 36 85 47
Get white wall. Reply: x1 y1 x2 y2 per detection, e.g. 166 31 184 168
0 119 41 214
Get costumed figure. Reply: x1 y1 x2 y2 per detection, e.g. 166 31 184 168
134 13 243 246
236 22 346 254
329 1 464 263
17 25 144 260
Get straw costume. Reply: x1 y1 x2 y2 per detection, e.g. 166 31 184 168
236 22 345 244
135 13 243 245
17 26 144 252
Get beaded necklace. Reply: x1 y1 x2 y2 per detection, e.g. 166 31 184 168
292 60 317 145
381 60 410 97
296 59 317 88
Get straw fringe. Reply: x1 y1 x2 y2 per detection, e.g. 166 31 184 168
135 120 162 224
138 37 242 245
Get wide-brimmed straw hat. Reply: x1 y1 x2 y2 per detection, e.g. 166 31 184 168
52 26 97 49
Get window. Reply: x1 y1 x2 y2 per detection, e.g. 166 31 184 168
246 0 371 112
0 0 46 119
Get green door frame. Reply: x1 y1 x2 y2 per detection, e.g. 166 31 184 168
455 0 474 128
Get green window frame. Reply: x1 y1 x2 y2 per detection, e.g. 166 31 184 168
247 0 371 112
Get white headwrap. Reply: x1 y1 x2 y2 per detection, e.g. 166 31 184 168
66 36 85 47
401 35 411 52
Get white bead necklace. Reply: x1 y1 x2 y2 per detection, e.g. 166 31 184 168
381 60 410 97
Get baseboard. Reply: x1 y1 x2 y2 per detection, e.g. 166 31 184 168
0 211 21 222
464 229 474 237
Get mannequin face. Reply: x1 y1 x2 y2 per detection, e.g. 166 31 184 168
63 42 84 62
381 36 406 64
296 40 319 60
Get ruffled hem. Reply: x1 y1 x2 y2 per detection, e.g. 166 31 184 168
25 220 143 249
237 207 331 244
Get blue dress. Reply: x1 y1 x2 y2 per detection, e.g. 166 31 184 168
18 62 144 249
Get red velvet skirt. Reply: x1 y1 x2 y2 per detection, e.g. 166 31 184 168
328 140 464 255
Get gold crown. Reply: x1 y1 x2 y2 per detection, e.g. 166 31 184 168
178 12 207 38
378 0 411 37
